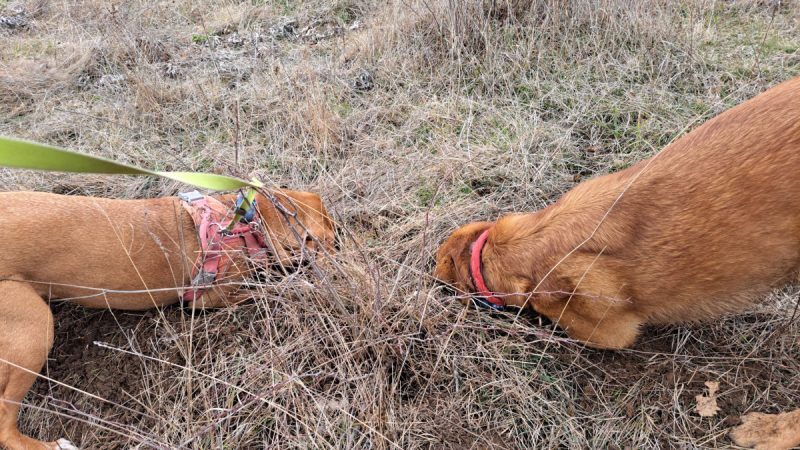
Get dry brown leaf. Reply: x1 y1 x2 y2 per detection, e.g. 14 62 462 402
695 381 721 417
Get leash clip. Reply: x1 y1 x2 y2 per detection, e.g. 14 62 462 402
234 191 257 224
191 270 217 287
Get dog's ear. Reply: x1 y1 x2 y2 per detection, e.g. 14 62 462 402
433 221 494 298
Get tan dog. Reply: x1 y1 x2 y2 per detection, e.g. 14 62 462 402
434 77 800 448
0 189 334 450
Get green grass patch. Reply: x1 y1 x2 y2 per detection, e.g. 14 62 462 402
416 184 436 206
191 33 210 44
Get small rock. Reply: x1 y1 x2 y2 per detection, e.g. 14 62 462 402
352 69 374 92
226 33 245 47
269 19 298 39
162 63 181 79
0 13 28 29
98 74 125 87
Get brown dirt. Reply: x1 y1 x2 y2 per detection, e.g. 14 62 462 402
26 303 800 449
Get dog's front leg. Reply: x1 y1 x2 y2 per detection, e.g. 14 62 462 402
0 281 78 450
533 292 643 349
183 283 255 310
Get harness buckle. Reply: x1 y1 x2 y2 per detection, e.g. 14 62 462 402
191 270 217 287
178 190 205 204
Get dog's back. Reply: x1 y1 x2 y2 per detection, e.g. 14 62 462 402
552 77 800 323
0 192 192 307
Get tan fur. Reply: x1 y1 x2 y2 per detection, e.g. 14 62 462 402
434 77 800 447
730 410 800 450
0 189 334 449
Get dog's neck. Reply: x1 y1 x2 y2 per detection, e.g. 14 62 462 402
477 213 551 310
478 178 631 309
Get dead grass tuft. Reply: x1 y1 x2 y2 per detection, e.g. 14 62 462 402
0 48 96 116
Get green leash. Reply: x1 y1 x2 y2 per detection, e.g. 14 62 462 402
0 136 263 227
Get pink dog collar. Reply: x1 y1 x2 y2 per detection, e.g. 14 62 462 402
469 227 505 310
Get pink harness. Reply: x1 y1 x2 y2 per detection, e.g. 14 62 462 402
180 193 270 303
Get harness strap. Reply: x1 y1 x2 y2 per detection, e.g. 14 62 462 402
180 191 268 303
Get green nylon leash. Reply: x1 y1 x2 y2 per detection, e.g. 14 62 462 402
0 136 263 227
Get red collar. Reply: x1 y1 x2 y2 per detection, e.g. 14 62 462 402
469 227 505 309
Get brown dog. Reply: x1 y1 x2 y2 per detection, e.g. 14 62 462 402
0 189 334 450
434 77 800 448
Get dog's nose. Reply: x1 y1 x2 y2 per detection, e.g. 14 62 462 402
437 280 456 296
304 235 317 252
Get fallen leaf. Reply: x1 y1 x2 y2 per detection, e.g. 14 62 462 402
695 381 721 417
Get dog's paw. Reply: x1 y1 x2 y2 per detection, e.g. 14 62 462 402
54 438 80 450
730 411 800 450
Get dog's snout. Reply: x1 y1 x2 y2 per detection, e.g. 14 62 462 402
438 281 456 296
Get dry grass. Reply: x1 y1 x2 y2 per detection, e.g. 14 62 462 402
1 0 800 448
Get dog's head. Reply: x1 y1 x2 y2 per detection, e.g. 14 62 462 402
434 215 545 309
433 221 495 304
254 189 336 266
